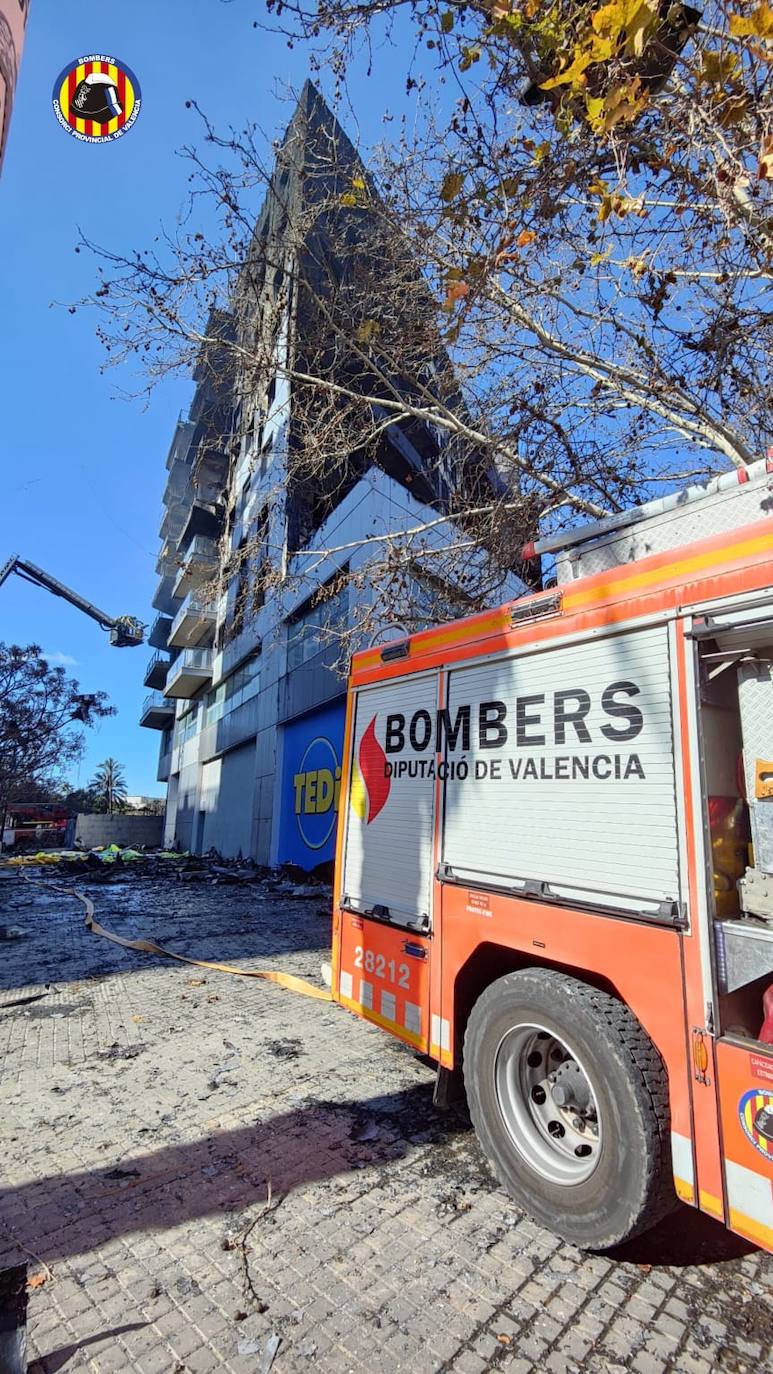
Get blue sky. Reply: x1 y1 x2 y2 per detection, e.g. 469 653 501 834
0 0 419 796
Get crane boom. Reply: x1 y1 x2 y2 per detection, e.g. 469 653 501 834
0 555 144 646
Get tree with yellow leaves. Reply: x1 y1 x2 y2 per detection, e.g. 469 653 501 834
82 0 772 624
257 0 772 492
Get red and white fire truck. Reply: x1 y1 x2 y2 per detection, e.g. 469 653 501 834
332 459 773 1252
1 803 69 850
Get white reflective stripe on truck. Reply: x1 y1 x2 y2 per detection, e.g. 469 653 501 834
671 1130 695 1203
725 1159 773 1249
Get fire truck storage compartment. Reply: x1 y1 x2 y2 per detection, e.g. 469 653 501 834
341 671 438 929
738 658 773 878
696 613 773 1039
440 623 682 920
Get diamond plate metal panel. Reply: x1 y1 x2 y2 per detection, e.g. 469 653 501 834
558 478 773 582
738 660 773 873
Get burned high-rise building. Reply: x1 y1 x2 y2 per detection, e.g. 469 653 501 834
140 83 521 866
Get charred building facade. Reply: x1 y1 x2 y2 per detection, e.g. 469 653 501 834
140 83 521 867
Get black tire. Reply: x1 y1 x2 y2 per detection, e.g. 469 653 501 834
463 968 676 1250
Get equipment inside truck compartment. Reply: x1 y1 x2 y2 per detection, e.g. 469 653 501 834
696 615 773 1044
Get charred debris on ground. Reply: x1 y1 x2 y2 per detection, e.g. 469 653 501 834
0 846 332 894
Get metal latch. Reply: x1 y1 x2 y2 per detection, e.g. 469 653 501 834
522 879 551 898
655 898 687 927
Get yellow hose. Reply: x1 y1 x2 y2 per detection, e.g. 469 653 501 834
24 879 332 1002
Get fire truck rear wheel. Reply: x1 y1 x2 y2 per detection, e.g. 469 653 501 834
463 969 675 1250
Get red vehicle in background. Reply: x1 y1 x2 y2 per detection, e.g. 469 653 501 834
2 803 69 850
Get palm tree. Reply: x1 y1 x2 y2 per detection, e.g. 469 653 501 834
90 757 128 815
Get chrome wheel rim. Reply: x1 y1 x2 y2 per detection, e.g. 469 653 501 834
494 1022 602 1185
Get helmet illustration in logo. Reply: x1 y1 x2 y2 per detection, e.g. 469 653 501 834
52 56 141 142
754 1102 773 1143
350 716 391 823
739 1088 773 1158
72 72 123 123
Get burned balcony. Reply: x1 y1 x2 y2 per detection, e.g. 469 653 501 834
165 415 196 470
191 308 235 401
155 540 177 578
172 535 219 600
160 503 188 547
163 456 193 509
152 575 183 618
148 613 173 650
177 499 223 556
143 652 170 690
168 592 216 649
140 691 175 730
153 541 186 616
192 442 230 505
164 647 213 699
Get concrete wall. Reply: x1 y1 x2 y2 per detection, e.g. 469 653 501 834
74 813 164 849
200 741 256 857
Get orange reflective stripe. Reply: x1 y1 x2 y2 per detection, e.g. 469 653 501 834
356 606 512 671
729 1208 773 1250
563 530 773 612
699 1188 724 1218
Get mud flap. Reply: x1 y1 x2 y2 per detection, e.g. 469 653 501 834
433 1063 465 1111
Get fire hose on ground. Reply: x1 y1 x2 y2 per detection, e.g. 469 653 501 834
23 878 333 1002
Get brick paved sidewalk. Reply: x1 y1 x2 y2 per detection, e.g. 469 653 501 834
0 870 770 1373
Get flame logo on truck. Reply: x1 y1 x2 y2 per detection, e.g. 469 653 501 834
350 716 391 823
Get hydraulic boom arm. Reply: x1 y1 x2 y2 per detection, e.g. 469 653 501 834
0 555 144 647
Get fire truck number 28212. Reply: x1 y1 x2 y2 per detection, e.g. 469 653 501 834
332 460 773 1253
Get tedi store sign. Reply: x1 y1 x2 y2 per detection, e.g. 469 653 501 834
279 701 345 868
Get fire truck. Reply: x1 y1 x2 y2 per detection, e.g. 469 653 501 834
331 458 773 1252
1 803 69 849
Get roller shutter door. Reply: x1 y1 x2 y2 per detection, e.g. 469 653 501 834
342 672 439 928
441 625 681 918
